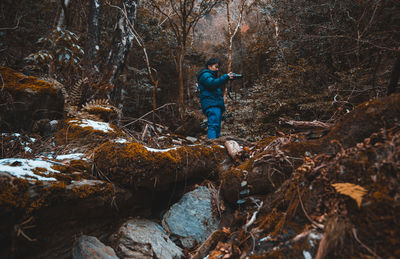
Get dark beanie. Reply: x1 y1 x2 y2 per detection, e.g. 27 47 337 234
205 58 220 68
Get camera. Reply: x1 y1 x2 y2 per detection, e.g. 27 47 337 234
230 73 243 80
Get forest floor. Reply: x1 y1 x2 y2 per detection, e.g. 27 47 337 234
0 67 399 258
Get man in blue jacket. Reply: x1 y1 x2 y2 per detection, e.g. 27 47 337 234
197 58 233 139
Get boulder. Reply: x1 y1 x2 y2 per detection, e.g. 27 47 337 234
0 66 64 132
55 118 124 145
112 218 183 259
72 235 118 259
162 185 220 248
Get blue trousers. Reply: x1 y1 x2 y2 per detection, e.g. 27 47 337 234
205 107 222 139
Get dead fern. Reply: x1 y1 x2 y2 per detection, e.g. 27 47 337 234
69 77 88 106
332 183 367 207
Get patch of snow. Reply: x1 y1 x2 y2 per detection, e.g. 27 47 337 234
1 133 21 137
308 232 323 247
24 146 32 153
186 136 197 142
50 120 58 126
144 146 178 152
70 119 114 133
237 199 246 204
95 45 99 50
309 232 323 240
114 138 128 143
0 158 59 181
29 138 36 142
303 250 312 259
56 153 85 160
259 236 271 242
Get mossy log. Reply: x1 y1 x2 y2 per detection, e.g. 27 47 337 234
0 66 64 132
94 142 230 190
283 93 400 156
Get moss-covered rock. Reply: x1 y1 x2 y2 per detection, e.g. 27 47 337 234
55 118 124 145
0 66 64 132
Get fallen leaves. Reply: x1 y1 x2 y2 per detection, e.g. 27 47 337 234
331 183 367 207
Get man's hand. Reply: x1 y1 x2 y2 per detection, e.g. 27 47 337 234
228 72 234 79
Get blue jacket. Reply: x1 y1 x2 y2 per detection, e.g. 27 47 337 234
197 69 230 113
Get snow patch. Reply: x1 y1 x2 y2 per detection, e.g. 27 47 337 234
144 146 178 153
56 153 85 160
259 236 271 242
1 133 21 137
0 158 59 181
114 138 128 143
303 250 312 259
70 119 114 133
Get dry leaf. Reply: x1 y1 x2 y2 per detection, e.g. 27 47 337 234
332 183 367 207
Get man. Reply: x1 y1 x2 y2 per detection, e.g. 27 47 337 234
197 58 233 139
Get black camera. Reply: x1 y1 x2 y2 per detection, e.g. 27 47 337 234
230 73 243 80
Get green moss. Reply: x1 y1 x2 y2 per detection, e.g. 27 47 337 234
94 142 227 189
0 66 58 95
55 119 122 145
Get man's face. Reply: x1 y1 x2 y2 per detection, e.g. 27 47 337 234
208 63 219 71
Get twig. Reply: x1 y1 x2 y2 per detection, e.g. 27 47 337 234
297 185 324 229
0 15 22 30
352 227 382 259
123 103 176 127
244 200 263 231
0 74 4 91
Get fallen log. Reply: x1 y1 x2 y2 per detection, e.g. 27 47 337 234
94 142 231 190
279 117 333 129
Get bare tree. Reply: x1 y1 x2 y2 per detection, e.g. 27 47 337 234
150 0 219 117
387 52 400 95
86 0 101 74
107 0 138 102
108 2 160 115
57 0 70 28
224 0 255 100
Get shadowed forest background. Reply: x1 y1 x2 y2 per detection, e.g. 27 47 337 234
0 0 400 258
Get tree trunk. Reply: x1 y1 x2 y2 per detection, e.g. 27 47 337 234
86 0 101 74
108 0 137 101
177 46 185 118
224 39 233 102
57 0 70 29
387 53 400 95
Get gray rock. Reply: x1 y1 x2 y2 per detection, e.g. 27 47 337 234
72 235 118 259
162 185 219 248
113 218 183 259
